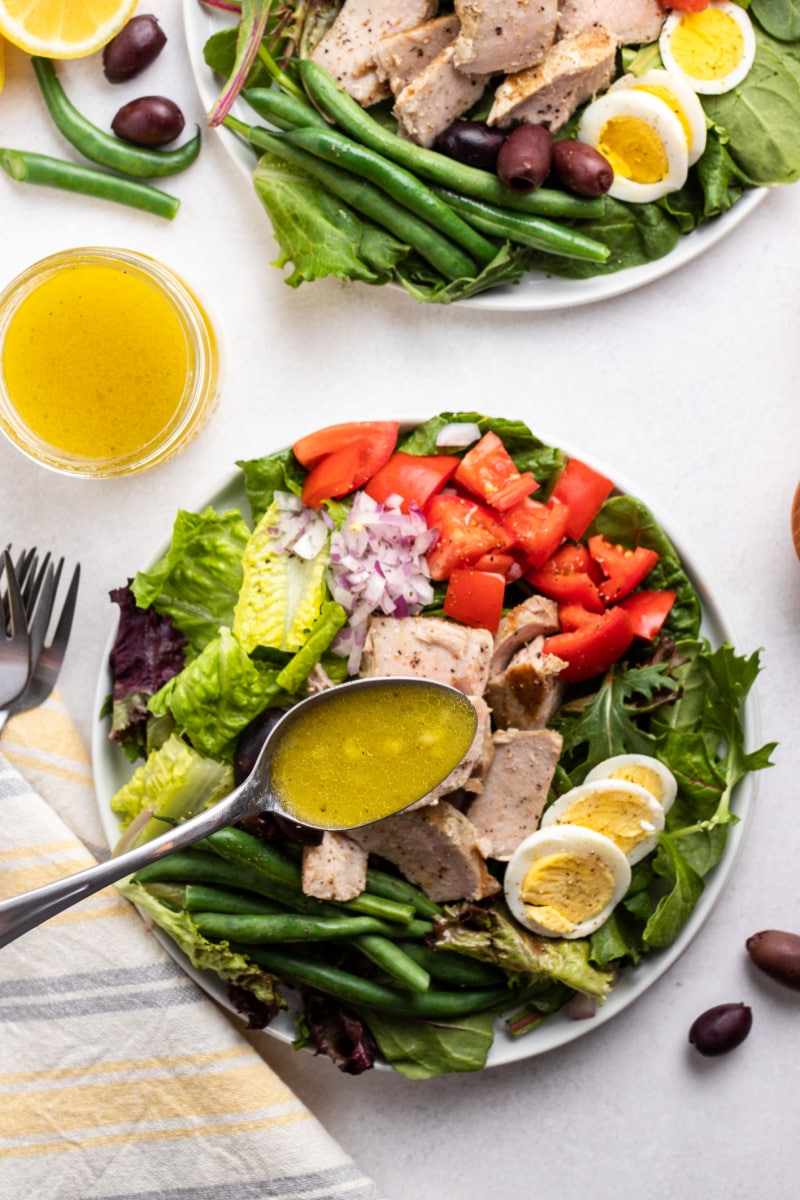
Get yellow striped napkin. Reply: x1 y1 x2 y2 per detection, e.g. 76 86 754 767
0 695 384 1200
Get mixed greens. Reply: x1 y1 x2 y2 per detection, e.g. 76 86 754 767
198 0 800 301
103 414 774 1077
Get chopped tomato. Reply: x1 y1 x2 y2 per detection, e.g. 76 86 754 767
295 421 399 509
660 1 709 11
425 493 515 581
363 451 460 513
543 603 635 684
443 568 506 632
587 535 660 604
501 496 570 567
292 421 399 469
526 543 605 614
550 458 614 540
619 590 676 640
472 551 517 577
454 431 539 512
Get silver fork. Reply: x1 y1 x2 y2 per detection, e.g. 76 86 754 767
0 549 31 708
0 556 80 733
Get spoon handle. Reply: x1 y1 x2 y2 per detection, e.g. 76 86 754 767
0 773 265 949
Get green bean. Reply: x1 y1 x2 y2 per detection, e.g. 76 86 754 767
200 828 417 924
364 866 443 918
396 942 506 988
434 186 610 263
354 935 430 993
284 127 497 266
242 87 330 131
297 60 604 220
191 910 399 943
240 946 511 1018
143 882 288 916
225 118 477 281
0 148 180 219
32 57 201 179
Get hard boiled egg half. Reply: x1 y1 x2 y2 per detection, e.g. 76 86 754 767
504 826 631 940
577 88 689 203
540 778 665 865
659 1 757 95
585 753 678 815
610 69 707 166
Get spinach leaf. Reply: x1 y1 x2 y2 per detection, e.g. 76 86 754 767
393 242 530 303
237 448 305 523
751 0 800 41
521 198 682 279
704 27 800 184
361 1009 497 1079
399 412 566 485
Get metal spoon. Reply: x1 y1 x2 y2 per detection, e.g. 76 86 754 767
0 677 476 948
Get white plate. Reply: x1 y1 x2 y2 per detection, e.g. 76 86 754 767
92 424 763 1071
182 0 768 312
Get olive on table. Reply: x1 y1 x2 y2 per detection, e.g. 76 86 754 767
551 140 614 198
103 14 167 83
688 1003 752 1057
433 121 507 171
746 929 800 991
112 96 186 147
496 124 554 191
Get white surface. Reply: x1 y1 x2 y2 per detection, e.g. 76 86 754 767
2 3 799 1196
91 449 759 1069
182 0 768 313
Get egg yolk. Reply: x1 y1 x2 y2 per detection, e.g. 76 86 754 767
598 116 669 183
552 790 656 857
520 850 616 935
667 11 745 83
634 84 692 147
607 764 664 805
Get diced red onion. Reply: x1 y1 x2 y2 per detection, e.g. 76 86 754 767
435 422 481 449
272 490 333 560
565 992 597 1021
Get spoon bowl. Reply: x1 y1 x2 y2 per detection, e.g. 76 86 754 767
0 677 477 947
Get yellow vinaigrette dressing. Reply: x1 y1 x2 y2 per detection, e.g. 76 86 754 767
0 249 218 476
271 682 477 829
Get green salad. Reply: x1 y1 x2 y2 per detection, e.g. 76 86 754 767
198 0 800 302
103 413 774 1077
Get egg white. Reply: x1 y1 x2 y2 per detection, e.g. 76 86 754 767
610 69 707 166
504 825 631 940
540 779 665 865
578 89 689 203
585 753 678 815
659 1 757 96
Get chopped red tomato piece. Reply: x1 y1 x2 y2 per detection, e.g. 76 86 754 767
526 543 605 614
543 603 635 684
472 551 517 577
425 493 515 581
443 568 506 632
660 1 709 11
587 535 660 604
364 451 460 513
454 431 539 512
550 458 614 540
294 421 399 509
501 496 570 568
619 590 676 640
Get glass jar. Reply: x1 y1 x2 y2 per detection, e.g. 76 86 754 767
0 247 220 477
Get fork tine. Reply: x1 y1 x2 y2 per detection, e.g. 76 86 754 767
27 560 56 666
49 562 80 654
3 550 27 641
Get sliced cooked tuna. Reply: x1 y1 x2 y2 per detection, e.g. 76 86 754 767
311 0 439 106
375 15 460 95
557 0 666 45
302 832 368 901
394 44 489 147
485 635 566 728
466 727 563 859
349 800 501 901
419 694 494 806
488 28 616 132
453 0 559 76
360 614 493 696
490 594 560 676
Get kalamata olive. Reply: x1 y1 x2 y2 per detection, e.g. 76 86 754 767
112 96 186 147
103 14 167 83
688 1002 752 1057
233 707 286 786
434 121 507 172
551 139 614 198
746 929 800 991
496 124 553 191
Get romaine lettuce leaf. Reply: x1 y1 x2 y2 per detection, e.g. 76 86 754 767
110 730 233 829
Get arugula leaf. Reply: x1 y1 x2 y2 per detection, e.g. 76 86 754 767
642 835 705 949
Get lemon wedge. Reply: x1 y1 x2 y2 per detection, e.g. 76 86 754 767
0 0 137 59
